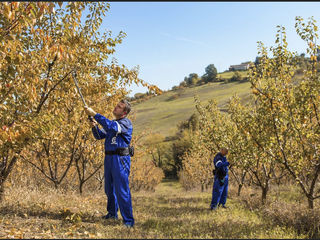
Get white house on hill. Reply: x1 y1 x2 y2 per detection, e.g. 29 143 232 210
229 62 251 71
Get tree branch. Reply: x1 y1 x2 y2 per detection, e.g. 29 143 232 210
36 69 73 114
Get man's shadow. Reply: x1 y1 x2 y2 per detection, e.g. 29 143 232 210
0 205 121 226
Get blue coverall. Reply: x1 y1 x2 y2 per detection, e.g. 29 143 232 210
210 152 230 209
92 113 134 226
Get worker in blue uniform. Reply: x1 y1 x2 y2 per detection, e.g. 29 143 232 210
210 147 230 210
84 99 134 227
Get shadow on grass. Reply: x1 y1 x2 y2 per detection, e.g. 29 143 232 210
134 195 210 205
140 218 184 233
151 206 208 218
139 216 267 238
0 205 118 225
0 205 62 219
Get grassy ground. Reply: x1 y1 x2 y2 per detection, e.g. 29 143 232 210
217 70 249 79
132 80 251 136
131 70 306 137
0 179 308 239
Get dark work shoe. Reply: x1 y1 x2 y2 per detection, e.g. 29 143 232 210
220 205 228 209
102 213 118 220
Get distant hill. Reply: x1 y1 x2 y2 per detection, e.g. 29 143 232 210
131 71 252 137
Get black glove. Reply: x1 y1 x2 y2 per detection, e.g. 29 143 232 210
88 116 94 122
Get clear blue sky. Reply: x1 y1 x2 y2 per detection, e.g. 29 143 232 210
97 1 320 96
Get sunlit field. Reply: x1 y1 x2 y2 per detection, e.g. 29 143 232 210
1 179 318 239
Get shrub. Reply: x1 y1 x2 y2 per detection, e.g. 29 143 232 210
264 201 320 238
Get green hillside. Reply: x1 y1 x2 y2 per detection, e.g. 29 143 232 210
131 73 251 136
217 70 249 79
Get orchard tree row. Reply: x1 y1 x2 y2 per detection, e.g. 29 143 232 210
0 2 163 200
179 17 320 209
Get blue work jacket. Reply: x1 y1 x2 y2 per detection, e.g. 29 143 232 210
213 152 229 176
91 113 132 151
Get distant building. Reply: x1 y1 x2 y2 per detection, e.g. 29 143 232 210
229 62 251 71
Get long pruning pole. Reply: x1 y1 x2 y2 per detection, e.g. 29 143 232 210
72 70 102 139
72 70 88 107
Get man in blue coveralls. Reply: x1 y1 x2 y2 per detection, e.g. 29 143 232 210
210 147 230 210
84 99 134 227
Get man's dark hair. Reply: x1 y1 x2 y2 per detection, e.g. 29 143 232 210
220 147 228 153
121 99 131 115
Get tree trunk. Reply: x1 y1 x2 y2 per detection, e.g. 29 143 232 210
308 196 314 209
261 186 268 205
237 184 243 196
98 179 103 190
0 180 5 202
79 181 84 195
0 154 19 202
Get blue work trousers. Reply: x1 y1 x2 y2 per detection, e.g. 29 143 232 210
104 154 134 226
210 175 229 209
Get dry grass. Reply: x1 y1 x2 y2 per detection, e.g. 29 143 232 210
0 179 313 239
228 183 320 239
